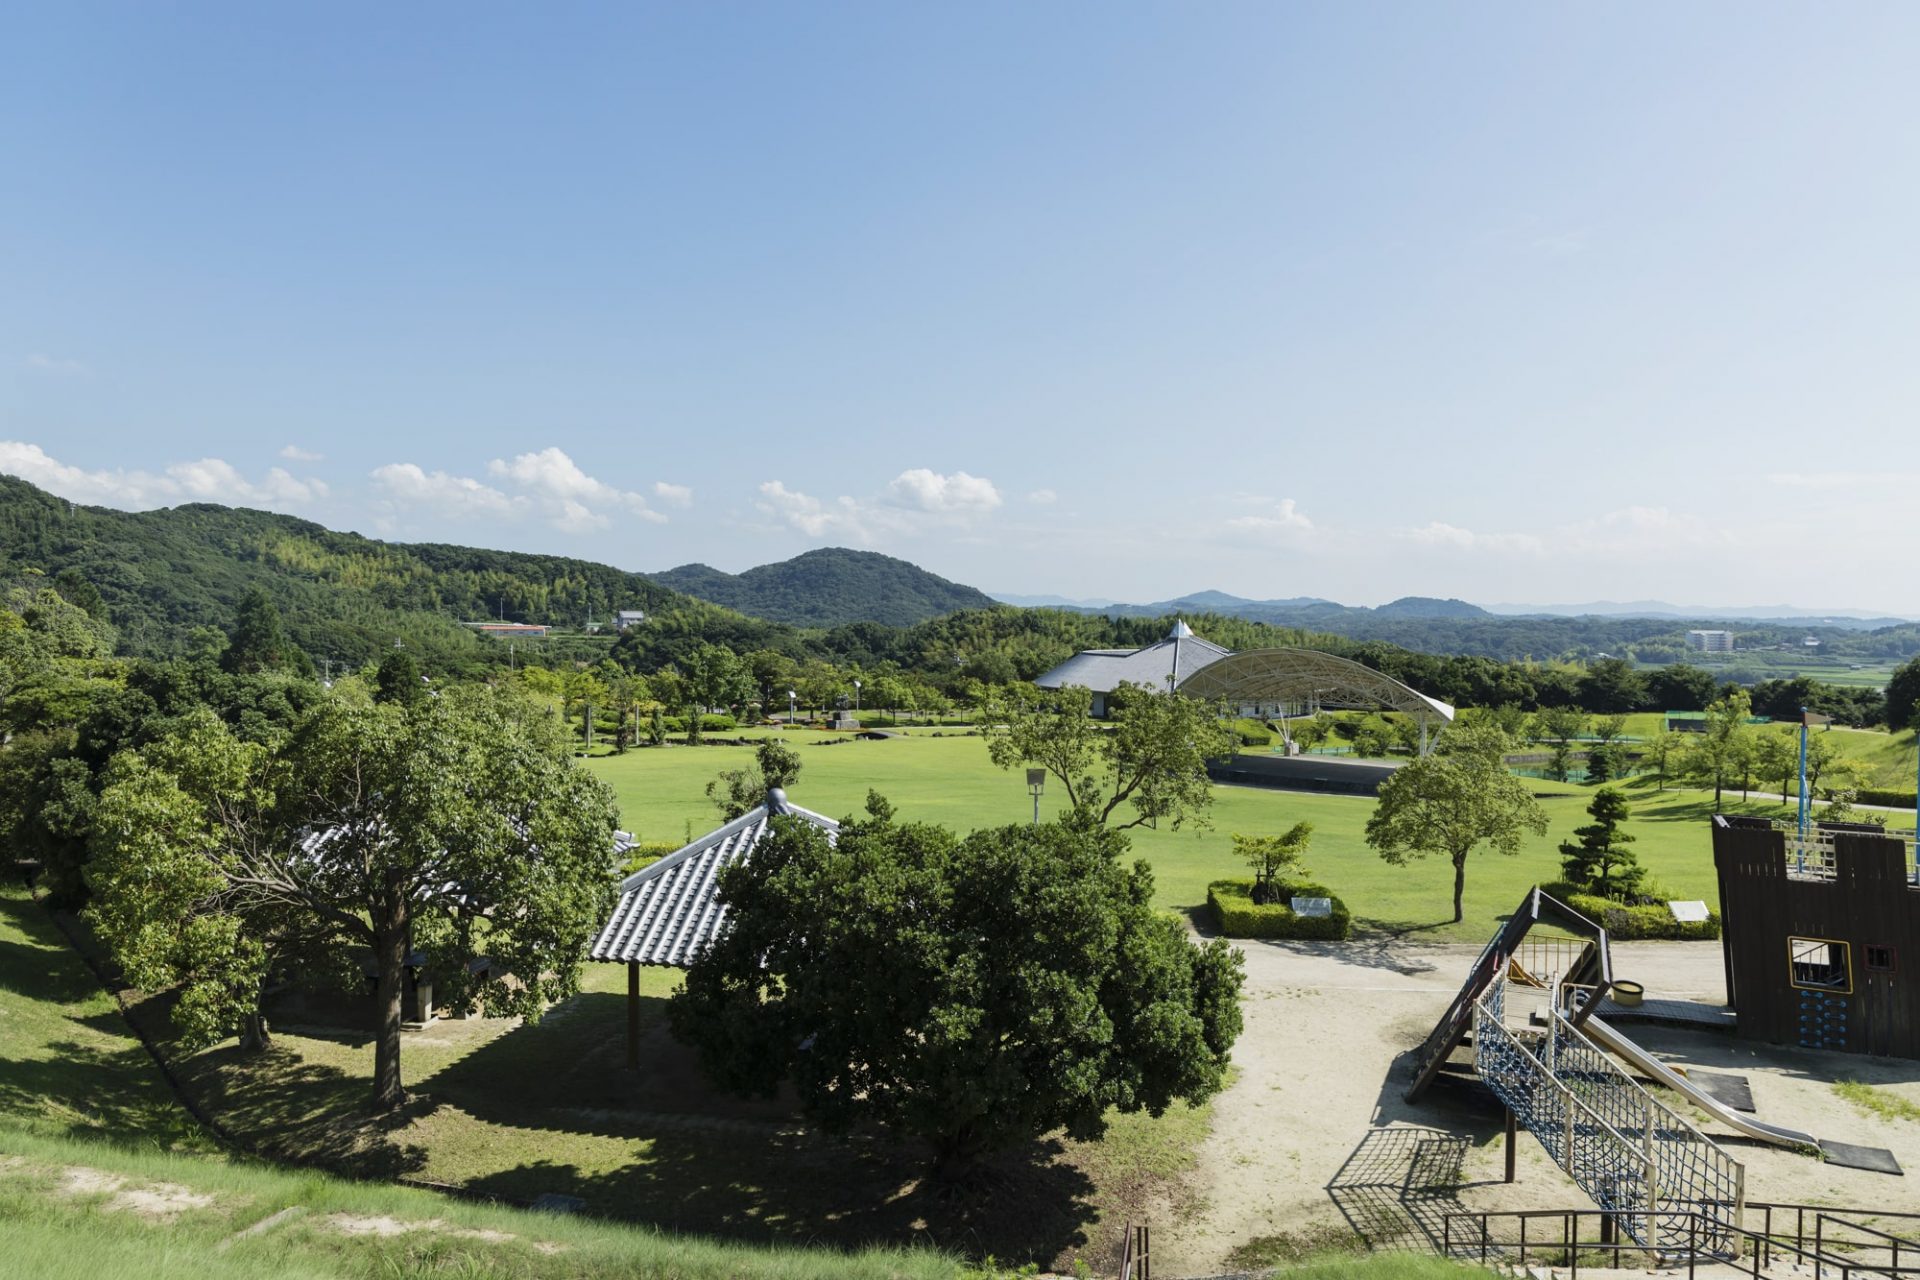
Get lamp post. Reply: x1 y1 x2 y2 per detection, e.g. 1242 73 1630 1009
1027 768 1046 827
853 679 861 713
788 689 797 725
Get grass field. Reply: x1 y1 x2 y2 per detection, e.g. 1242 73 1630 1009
584 729 1817 941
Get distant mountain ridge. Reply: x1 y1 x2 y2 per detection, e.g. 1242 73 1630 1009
649 547 996 628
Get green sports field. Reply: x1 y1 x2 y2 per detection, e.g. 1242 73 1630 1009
583 729 1810 941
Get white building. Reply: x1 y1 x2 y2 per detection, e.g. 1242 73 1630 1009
1686 629 1734 654
614 609 648 632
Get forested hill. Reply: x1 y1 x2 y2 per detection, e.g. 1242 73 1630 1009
651 548 996 627
0 475 764 671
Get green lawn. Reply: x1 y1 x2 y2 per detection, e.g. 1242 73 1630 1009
586 731 1786 941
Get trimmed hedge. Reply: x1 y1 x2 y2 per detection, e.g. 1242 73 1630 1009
1208 878 1352 941
662 713 739 733
1858 787 1917 810
1565 891 1721 941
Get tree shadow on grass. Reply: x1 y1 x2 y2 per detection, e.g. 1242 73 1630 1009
428 989 1100 1264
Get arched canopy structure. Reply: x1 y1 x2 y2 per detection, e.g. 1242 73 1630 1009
1175 647 1455 724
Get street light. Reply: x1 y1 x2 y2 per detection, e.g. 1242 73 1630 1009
1027 768 1046 827
853 679 861 712
788 689 797 725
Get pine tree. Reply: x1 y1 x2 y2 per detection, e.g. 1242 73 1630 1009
1559 787 1642 897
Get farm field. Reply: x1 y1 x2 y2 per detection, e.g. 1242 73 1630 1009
582 730 1822 941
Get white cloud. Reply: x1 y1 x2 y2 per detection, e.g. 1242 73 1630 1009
653 481 693 508
487 447 666 531
370 462 518 519
0 441 326 510
757 467 1005 543
1026 488 1058 505
1403 505 1735 560
1406 521 1542 554
23 353 86 376
884 468 1002 514
1225 499 1315 539
280 444 324 462
756 480 870 540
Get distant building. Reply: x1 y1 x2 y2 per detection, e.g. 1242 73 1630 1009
469 622 550 638
614 610 648 632
1802 636 1821 649
1686 629 1734 654
1033 619 1231 717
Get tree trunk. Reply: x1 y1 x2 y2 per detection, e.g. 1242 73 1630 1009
1452 854 1467 924
238 1009 271 1053
931 1123 987 1184
372 896 409 1111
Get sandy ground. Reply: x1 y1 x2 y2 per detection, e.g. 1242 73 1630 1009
1158 936 1920 1279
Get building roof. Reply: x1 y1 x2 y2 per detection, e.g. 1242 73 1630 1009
1176 647 1456 721
1033 619 1232 694
589 791 838 967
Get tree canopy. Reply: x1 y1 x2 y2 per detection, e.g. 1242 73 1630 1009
1558 787 1642 898
1365 721 1548 923
986 683 1238 831
669 808 1243 1175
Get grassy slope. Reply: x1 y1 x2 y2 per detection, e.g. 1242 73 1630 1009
0 890 975 1280
586 730 1811 940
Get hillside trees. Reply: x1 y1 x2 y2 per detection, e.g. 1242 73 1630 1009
669 807 1243 1177
88 687 619 1109
1887 657 1920 735
222 588 312 676
987 683 1238 831
1365 720 1549 923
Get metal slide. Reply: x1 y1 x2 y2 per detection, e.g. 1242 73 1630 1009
1581 1014 1818 1152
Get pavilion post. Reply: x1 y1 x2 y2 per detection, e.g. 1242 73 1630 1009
627 960 640 1070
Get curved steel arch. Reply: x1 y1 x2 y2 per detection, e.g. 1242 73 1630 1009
1174 647 1455 722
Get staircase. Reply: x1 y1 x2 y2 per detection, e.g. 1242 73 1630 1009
1472 966 1745 1255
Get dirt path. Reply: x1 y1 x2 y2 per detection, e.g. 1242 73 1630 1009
1159 935 1920 1279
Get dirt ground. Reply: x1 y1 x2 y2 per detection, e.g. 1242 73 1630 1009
1156 935 1920 1279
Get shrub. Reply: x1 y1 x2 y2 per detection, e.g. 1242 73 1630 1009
1208 878 1352 940
617 845 678 877
1564 891 1721 941
662 714 738 734
1858 787 1918 809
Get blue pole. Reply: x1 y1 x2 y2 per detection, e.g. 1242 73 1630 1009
1913 715 1918 885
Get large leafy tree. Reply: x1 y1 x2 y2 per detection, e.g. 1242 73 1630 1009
987 683 1238 830
1365 721 1548 923
706 736 804 821
1887 657 1920 736
222 588 312 677
670 807 1243 1177
1685 688 1753 809
1233 822 1314 904
1558 787 1642 897
88 686 619 1109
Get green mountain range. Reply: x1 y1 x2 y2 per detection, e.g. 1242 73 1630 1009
650 548 996 628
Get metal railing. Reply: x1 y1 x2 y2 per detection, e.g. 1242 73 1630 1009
1776 820 1920 883
1117 1221 1150 1280
1444 1204 1920 1280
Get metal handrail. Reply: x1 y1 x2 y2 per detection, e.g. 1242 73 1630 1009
1117 1221 1149 1280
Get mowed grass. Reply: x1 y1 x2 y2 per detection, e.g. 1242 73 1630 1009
586 730 1778 940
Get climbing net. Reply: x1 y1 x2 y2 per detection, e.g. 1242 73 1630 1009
1473 969 1744 1253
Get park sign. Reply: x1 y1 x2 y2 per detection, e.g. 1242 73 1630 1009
1291 897 1333 918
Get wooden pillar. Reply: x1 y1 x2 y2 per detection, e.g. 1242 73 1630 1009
1504 1108 1518 1183
627 961 640 1070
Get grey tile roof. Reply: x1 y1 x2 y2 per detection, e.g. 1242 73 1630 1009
589 801 839 967
1033 624 1232 695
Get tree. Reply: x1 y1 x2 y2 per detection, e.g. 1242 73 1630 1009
1365 721 1548 923
1643 729 1685 792
1532 707 1587 782
1591 715 1626 745
706 737 805 821
1584 740 1620 784
668 808 1243 1177
1752 731 1797 807
222 589 311 677
89 688 619 1109
373 649 427 709
1233 823 1312 904
987 683 1237 831
1685 689 1753 809
1558 787 1642 897
681 643 752 743
1888 657 1920 735
1646 664 1718 712
1577 658 1645 714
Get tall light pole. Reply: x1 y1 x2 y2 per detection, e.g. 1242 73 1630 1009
853 679 861 713
788 689 797 725
1027 768 1046 827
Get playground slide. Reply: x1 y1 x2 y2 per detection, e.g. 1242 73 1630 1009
1582 1014 1819 1152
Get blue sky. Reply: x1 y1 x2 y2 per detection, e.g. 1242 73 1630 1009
4 4 1918 609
